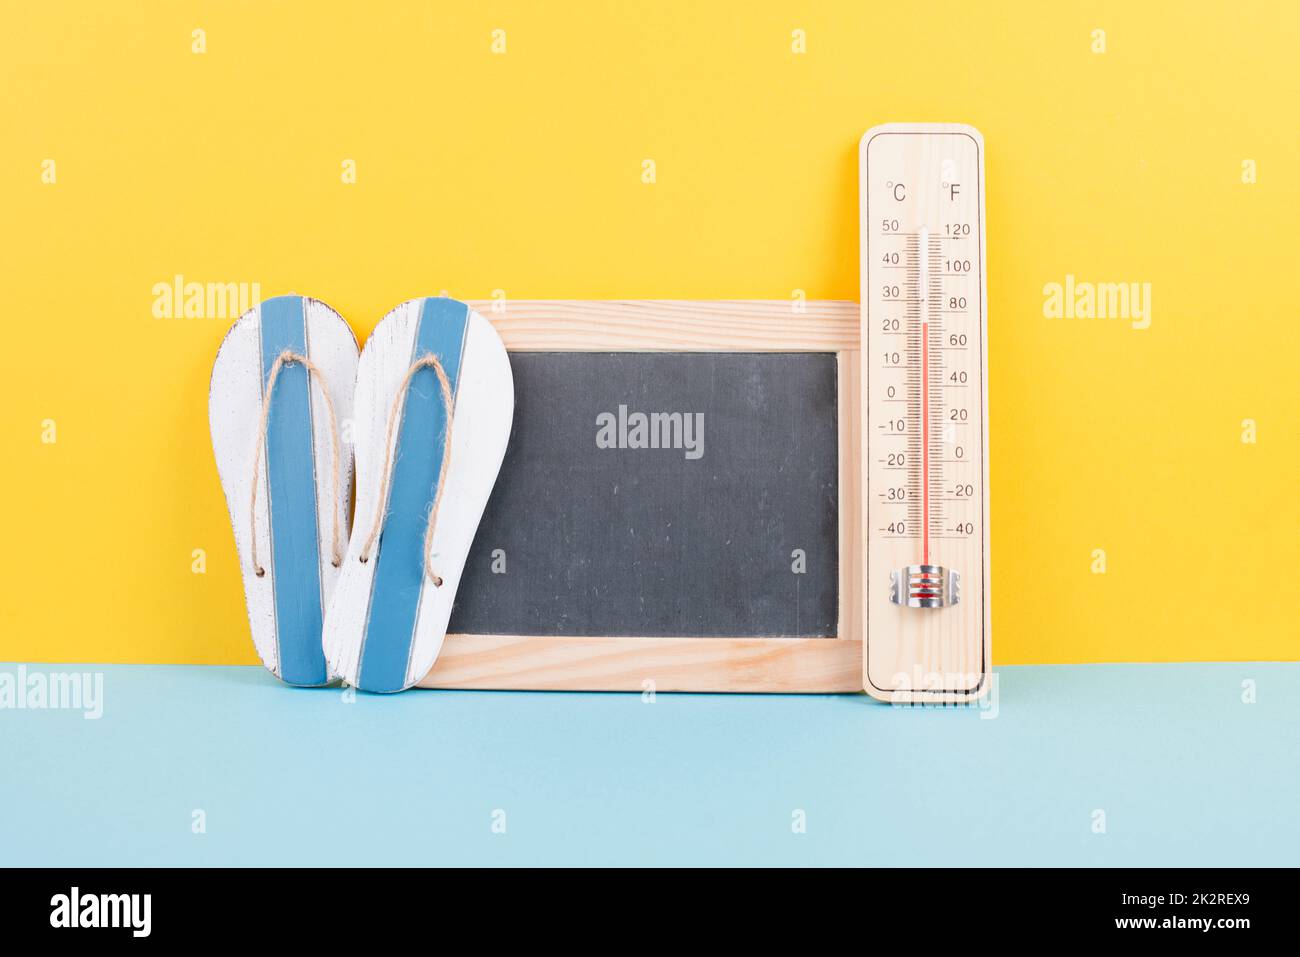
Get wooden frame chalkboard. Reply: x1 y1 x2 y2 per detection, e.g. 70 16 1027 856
419 301 862 693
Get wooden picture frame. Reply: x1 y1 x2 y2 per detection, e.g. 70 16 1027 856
419 300 863 693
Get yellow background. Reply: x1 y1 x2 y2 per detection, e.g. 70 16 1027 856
2 1 1296 666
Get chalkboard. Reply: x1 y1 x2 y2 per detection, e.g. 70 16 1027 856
448 351 839 638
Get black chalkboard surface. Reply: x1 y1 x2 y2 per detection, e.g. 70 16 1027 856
448 352 839 638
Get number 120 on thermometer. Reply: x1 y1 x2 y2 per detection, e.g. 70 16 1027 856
860 124 991 703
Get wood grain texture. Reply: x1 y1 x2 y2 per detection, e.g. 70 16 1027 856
420 634 862 692
860 124 991 703
465 299 859 352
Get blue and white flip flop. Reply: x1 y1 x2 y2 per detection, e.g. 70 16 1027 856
322 297 514 693
209 295 359 686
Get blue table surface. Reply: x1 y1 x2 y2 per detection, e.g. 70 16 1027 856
1 661 1296 866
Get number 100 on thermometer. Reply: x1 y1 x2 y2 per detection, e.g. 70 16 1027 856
860 123 991 703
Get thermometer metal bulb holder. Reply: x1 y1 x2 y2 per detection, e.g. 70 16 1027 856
890 564 960 608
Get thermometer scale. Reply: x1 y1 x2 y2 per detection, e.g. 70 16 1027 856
860 123 991 702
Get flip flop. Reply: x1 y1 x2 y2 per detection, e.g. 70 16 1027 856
209 295 359 686
322 297 514 693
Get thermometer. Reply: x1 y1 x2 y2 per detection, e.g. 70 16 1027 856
859 123 991 702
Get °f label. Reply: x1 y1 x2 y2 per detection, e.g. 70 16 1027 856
860 123 991 703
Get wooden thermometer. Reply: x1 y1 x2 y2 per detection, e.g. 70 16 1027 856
860 123 991 703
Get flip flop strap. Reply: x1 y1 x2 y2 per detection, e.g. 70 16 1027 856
249 350 344 577
358 353 455 587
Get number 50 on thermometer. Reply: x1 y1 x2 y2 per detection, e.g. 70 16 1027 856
860 124 991 703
